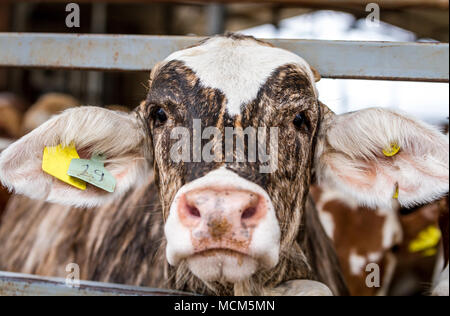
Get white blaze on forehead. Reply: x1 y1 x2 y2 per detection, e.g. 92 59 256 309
164 36 318 116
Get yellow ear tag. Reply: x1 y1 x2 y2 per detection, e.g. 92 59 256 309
408 225 441 256
393 186 399 199
42 144 86 190
383 142 400 157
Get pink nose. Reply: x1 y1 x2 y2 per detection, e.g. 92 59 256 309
177 188 268 252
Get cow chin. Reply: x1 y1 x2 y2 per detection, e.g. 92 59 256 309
187 250 259 283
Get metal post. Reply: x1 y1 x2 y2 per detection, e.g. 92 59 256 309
206 3 226 36
86 2 107 106
0 2 11 90
10 2 33 93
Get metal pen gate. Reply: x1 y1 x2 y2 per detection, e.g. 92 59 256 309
0 1 448 296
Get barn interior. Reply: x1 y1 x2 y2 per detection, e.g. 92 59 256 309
0 0 448 296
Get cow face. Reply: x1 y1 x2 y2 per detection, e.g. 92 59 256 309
0 34 448 290
142 35 320 283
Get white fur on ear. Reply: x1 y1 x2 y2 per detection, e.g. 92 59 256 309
315 107 449 209
0 106 150 207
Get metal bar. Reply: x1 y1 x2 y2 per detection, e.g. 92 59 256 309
86 2 107 106
206 3 226 36
2 1 448 9
0 33 448 82
0 2 10 89
9 3 33 94
0 271 192 296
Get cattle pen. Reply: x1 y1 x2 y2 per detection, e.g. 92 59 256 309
0 0 449 297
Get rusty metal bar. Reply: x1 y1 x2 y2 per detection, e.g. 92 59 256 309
0 271 192 296
2 0 448 9
0 33 448 82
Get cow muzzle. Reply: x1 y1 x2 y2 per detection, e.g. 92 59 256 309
164 168 280 283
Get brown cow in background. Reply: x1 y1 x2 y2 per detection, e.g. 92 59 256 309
390 198 445 296
0 92 27 221
0 92 26 148
21 93 81 135
310 184 402 296
312 184 447 296
311 123 449 296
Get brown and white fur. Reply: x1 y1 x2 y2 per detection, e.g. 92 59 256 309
311 184 402 296
312 184 449 296
0 34 448 296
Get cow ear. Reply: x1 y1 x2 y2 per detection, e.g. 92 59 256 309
315 105 449 209
0 106 151 207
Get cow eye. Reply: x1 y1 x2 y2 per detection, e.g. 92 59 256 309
152 107 168 127
293 113 308 130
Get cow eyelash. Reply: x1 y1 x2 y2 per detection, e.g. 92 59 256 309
150 106 168 127
293 112 311 132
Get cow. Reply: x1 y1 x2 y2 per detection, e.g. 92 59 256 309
312 121 449 296
312 184 447 296
0 34 448 296
391 198 445 296
310 184 402 296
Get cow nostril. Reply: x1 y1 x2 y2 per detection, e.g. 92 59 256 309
187 205 201 218
241 207 257 220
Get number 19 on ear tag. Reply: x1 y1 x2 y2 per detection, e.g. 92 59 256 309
68 154 116 193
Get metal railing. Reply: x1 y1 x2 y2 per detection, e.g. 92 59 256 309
0 33 448 82
0 271 192 296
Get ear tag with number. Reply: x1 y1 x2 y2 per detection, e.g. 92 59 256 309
383 142 400 157
67 154 116 193
42 144 86 190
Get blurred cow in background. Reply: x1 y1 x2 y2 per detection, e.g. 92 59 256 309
21 93 80 135
0 92 27 221
0 92 26 150
390 198 445 296
311 185 448 296
312 122 449 296
310 184 402 296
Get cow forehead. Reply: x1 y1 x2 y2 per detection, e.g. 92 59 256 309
163 36 318 116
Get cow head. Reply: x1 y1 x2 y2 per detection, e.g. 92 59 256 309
0 35 448 292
